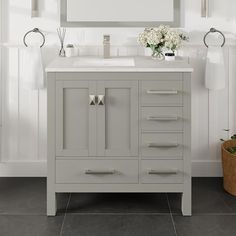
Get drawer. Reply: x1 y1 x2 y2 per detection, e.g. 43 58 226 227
141 107 183 131
56 160 138 184
141 160 184 184
141 133 183 158
141 81 183 106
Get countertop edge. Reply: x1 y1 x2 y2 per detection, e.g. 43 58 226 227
46 68 194 73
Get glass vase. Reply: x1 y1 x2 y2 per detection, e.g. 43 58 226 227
151 49 164 61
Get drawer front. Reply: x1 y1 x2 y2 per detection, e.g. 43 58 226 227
56 160 138 184
141 160 184 184
141 107 183 131
141 133 183 158
141 81 183 106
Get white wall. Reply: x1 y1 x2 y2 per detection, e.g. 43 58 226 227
1 0 236 176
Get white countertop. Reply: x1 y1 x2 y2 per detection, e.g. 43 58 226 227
46 56 193 73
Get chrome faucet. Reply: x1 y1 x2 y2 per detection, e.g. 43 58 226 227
103 35 110 58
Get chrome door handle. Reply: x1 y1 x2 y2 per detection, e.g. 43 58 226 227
147 143 179 148
85 169 115 175
98 95 105 106
147 116 178 121
89 95 96 105
146 90 178 95
148 169 178 175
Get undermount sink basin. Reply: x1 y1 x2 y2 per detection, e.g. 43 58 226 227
73 57 135 67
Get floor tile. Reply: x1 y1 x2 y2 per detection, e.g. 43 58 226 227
219 187 236 213
168 178 232 214
67 193 169 213
0 215 64 236
0 178 69 214
173 215 236 236
61 214 175 236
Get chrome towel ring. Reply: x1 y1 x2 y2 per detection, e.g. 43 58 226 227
203 28 226 48
23 28 45 48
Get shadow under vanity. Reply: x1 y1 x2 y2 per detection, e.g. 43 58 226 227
46 56 193 216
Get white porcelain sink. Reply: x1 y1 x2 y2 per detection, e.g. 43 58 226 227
73 57 135 67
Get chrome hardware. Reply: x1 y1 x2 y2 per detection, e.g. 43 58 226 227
85 169 115 175
31 0 39 17
23 28 45 48
203 28 226 48
98 95 105 106
148 169 178 175
89 95 96 105
148 143 179 148
103 35 110 58
146 90 178 95
201 0 209 18
147 116 178 121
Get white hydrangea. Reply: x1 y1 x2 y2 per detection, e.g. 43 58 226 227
164 30 182 51
138 32 148 47
146 30 162 45
137 25 188 53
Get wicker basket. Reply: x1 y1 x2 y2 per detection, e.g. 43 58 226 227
222 140 236 196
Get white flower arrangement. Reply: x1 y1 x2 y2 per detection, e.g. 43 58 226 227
138 25 188 59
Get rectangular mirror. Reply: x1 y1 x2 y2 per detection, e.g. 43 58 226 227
60 0 181 27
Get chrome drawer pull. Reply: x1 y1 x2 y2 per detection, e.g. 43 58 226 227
146 90 178 95
147 116 178 121
148 143 179 148
148 169 178 175
85 169 115 175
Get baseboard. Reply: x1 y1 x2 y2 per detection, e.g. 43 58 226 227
0 161 47 177
0 160 222 177
192 160 223 177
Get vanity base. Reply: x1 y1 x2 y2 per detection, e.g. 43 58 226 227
47 183 192 216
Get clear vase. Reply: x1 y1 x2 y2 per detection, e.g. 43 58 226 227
151 50 164 61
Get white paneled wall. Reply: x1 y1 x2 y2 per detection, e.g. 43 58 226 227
1 0 236 176
180 46 231 176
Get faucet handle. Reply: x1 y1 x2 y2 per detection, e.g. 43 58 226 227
103 35 110 43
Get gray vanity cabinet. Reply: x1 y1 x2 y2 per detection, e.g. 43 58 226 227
47 70 192 217
55 80 138 158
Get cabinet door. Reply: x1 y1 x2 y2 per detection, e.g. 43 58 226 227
97 81 138 157
56 81 96 157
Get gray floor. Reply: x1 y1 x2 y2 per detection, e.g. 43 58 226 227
0 178 236 236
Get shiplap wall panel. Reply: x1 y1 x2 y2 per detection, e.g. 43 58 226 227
229 48 236 138
180 46 230 163
2 49 19 161
19 49 39 160
180 46 211 162
38 89 47 160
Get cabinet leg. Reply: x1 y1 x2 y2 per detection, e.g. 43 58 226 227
47 191 57 216
181 190 192 216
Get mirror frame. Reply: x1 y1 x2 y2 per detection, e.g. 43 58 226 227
60 0 181 27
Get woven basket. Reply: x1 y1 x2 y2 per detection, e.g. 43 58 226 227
221 140 236 196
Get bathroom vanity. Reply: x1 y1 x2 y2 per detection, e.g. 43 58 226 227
46 57 193 216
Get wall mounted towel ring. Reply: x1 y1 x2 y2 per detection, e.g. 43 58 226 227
23 28 45 48
204 28 225 48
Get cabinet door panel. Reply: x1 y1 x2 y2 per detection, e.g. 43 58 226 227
97 81 138 157
56 81 96 157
